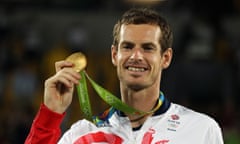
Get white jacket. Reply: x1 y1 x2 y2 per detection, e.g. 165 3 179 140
58 101 224 144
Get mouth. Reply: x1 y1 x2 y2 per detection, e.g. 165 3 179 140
127 66 146 72
125 63 149 73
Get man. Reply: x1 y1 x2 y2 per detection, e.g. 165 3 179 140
25 8 224 143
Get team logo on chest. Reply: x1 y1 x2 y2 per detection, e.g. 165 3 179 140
167 114 181 132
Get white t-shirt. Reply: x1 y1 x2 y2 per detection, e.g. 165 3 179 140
58 102 223 144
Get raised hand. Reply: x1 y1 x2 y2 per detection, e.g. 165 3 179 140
44 61 80 114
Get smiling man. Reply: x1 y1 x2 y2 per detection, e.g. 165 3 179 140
113 24 167 90
25 8 224 144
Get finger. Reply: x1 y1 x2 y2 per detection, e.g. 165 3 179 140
59 68 81 82
45 76 71 89
57 71 80 85
63 68 81 80
55 61 73 72
55 76 74 88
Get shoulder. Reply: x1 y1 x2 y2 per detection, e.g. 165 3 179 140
69 119 96 131
161 103 224 143
66 119 97 136
59 119 97 143
170 103 220 128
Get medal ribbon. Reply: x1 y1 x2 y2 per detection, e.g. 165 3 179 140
76 71 163 121
76 71 92 121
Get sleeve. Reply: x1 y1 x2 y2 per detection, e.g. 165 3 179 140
24 104 65 144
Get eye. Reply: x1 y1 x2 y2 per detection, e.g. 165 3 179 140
121 43 134 49
142 44 155 52
143 46 154 51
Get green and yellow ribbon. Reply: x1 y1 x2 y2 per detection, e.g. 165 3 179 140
76 71 163 122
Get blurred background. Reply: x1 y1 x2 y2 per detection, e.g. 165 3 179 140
0 0 240 143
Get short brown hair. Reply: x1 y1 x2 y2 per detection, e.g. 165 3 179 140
113 8 173 53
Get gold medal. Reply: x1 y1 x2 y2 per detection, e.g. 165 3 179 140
65 52 87 72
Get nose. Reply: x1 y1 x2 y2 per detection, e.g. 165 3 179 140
130 48 143 61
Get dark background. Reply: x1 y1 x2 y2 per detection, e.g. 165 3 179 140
0 0 240 143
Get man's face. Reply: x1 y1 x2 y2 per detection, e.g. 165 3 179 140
112 24 172 90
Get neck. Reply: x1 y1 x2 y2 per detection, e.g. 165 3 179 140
120 84 160 114
119 79 161 128
122 88 160 129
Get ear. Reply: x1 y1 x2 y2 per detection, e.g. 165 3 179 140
162 48 173 69
111 45 118 66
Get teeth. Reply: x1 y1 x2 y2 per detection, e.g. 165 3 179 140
128 67 145 72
